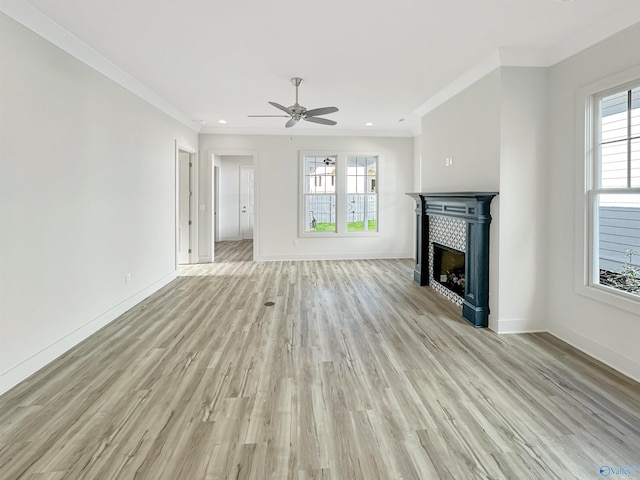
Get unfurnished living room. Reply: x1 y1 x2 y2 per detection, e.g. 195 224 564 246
1 1 640 479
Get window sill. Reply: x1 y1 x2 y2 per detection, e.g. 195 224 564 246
299 231 382 239
576 282 640 317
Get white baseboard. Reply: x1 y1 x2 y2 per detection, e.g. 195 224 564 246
493 319 639 383
548 324 640 384
255 252 412 261
494 317 546 334
0 271 177 396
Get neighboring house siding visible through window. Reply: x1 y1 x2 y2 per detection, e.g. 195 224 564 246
591 84 640 298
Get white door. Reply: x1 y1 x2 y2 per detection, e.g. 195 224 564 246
178 151 192 264
240 166 254 240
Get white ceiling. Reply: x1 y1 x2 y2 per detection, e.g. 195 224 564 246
7 0 640 136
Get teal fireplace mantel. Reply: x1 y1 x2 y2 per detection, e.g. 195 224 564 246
406 192 498 328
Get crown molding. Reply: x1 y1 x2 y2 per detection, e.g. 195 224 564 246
5 0 638 137
414 14 640 118
548 10 640 66
413 51 502 118
0 0 200 133
199 125 415 138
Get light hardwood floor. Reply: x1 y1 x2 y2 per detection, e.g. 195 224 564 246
1 240 639 479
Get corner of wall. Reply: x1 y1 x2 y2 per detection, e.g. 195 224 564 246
547 324 640 384
493 318 547 334
0 272 177 396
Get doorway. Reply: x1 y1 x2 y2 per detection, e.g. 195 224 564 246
208 153 256 262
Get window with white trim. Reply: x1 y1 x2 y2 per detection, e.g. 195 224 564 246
590 83 640 297
303 154 337 232
346 155 377 232
301 152 379 235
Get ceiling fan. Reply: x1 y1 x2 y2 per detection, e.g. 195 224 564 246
249 77 338 128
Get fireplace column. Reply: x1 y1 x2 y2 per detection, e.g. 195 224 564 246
463 200 492 327
408 193 429 286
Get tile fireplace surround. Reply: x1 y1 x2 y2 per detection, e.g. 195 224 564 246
407 192 498 328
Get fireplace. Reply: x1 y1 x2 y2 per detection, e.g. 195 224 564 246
427 215 467 307
433 244 465 297
406 192 498 328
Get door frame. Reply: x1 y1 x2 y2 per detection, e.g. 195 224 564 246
214 165 220 243
175 141 198 268
204 149 258 262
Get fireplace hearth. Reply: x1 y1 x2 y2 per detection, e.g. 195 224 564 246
407 192 498 328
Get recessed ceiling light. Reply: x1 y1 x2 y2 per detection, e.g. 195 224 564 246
365 122 374 126
218 119 227 124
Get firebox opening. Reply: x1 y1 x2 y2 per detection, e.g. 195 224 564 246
433 243 465 298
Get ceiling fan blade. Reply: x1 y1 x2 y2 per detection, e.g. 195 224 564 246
304 106 339 117
285 117 299 128
303 116 337 126
248 115 289 117
269 101 294 115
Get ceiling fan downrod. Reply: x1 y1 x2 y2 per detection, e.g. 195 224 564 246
291 77 303 106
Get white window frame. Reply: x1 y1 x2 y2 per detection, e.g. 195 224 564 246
575 66 640 315
299 151 380 238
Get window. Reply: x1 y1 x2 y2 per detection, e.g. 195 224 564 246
303 155 336 232
301 152 379 235
346 156 377 231
590 84 640 298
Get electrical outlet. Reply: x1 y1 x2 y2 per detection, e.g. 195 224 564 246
293 239 299 247
125 273 132 285
445 156 454 167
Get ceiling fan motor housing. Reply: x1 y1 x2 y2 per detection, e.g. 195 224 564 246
290 105 306 118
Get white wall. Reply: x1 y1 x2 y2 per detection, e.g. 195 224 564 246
0 13 198 394
419 69 502 328
199 134 415 261
418 66 550 333
546 23 640 381
413 135 422 191
498 67 548 333
420 69 502 193
219 156 253 241
417 24 640 379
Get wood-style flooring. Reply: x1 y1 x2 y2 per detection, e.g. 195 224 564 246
1 240 639 479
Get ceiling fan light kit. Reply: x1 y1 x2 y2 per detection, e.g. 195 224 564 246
249 77 339 128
